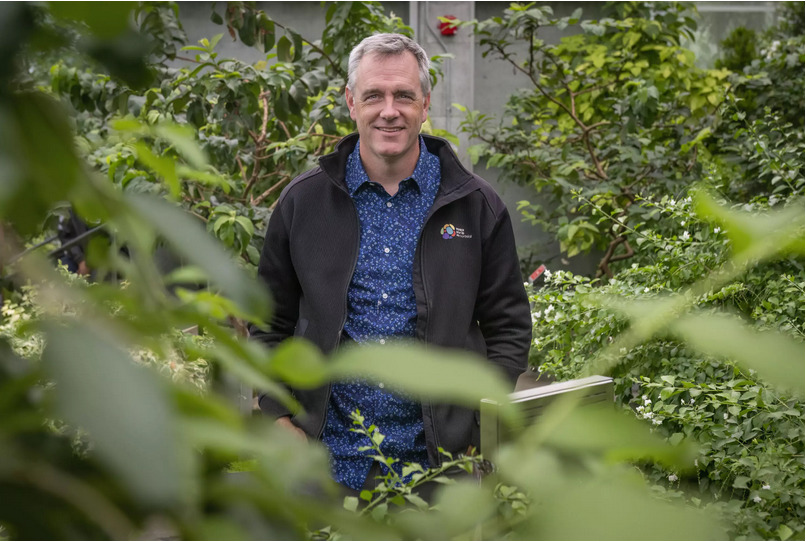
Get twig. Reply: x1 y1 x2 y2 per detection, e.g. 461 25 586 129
278 121 292 140
242 92 273 199
252 175 290 206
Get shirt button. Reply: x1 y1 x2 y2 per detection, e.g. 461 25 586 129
384 247 390 254
379 338 386 345
386 202 392 208
382 293 388 299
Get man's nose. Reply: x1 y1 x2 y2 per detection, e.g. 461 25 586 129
380 96 399 119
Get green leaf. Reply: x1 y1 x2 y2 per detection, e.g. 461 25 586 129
0 93 83 235
290 30 304 61
777 524 794 541
48 1 136 39
520 466 726 540
694 191 805 259
257 14 275 53
269 339 328 388
127 194 270 321
154 124 208 169
732 475 751 489
396 482 495 539
134 142 179 197
40 321 183 507
670 312 805 396
535 401 697 469
328 343 517 423
276 35 292 62
343 496 359 512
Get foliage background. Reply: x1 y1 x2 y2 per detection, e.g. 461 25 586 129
0 1 802 541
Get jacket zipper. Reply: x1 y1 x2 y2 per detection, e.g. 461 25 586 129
315 190 362 441
417 193 461 466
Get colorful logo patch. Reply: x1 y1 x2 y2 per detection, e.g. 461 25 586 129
440 223 472 239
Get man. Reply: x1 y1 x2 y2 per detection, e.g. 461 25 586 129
250 33 531 495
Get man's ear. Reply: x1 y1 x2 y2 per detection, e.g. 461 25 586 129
345 87 357 121
421 93 431 123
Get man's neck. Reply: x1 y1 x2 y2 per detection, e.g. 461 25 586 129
361 147 420 196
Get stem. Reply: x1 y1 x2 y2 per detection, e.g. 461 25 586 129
252 175 290 206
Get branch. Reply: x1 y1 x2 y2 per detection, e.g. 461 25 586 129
242 92 272 199
596 236 626 279
252 175 290 207
278 120 292 140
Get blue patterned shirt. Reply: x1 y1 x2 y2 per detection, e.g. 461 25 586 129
322 136 441 490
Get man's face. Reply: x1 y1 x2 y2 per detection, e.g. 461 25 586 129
346 51 430 167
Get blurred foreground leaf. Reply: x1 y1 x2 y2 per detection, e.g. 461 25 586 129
48 1 136 39
330 343 518 423
41 320 184 508
694 192 805 258
127 193 270 322
671 311 805 395
536 400 698 470
531 471 726 540
0 93 83 235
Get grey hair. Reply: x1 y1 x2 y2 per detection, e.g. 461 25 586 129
347 33 431 96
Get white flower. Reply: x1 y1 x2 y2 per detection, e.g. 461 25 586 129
534 338 541 347
644 287 650 293
723 413 729 420
713 226 721 234
631 263 638 269
768 195 779 206
680 220 685 226
544 269 552 281
690 398 695 405
762 483 771 490
668 474 678 482
545 304 554 314
636 405 644 412
652 419 662 425
669 199 676 207
681 231 690 241
753 496 762 503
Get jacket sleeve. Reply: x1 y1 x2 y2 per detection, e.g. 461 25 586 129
475 205 532 385
248 199 300 418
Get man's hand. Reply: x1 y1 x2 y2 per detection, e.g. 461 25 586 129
275 416 307 442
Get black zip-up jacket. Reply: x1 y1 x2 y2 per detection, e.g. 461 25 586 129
250 133 531 466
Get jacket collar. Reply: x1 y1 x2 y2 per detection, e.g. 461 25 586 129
319 133 475 198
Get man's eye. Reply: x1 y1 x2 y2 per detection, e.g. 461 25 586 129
364 94 380 102
397 95 415 102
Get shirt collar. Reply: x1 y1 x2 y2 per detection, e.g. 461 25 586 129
345 135 438 195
